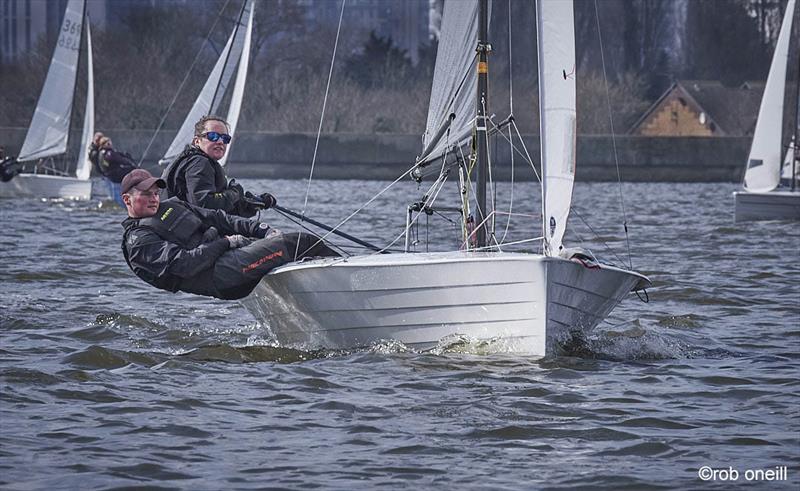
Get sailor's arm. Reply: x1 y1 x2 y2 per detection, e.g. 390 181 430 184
126 227 230 280
187 203 273 239
183 157 239 212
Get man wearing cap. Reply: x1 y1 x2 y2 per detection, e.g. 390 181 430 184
120 169 337 300
161 115 276 218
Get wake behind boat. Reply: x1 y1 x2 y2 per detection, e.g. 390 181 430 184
241 0 651 357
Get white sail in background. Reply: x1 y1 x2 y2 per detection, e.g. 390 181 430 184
418 0 480 163
160 33 234 165
219 0 255 168
744 0 795 192
537 0 577 255
18 0 85 162
782 136 797 180
76 20 94 181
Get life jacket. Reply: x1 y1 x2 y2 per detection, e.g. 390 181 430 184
162 146 226 200
121 201 207 292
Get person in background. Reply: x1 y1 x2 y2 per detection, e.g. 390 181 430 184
90 132 138 206
120 169 337 300
161 115 276 218
0 145 22 182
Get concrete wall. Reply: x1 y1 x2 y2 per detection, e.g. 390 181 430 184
0 127 749 182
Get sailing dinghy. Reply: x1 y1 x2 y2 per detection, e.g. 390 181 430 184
241 0 650 356
0 0 94 200
734 0 800 222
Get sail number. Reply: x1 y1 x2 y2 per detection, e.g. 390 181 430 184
58 19 82 51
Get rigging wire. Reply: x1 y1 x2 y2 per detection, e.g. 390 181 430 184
570 207 628 268
500 0 515 244
593 0 633 269
295 0 346 260
137 0 233 166
296 163 417 258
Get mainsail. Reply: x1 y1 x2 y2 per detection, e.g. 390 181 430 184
537 0 577 255
159 0 254 166
418 0 480 164
18 0 85 162
744 0 796 192
76 20 94 181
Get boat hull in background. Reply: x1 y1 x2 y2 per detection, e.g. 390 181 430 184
733 190 800 222
0 174 91 200
241 252 650 356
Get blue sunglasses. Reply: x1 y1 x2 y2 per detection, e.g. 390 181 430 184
202 131 232 144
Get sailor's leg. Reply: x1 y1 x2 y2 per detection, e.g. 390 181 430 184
212 235 293 299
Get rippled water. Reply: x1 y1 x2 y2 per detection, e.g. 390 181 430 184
1 180 798 489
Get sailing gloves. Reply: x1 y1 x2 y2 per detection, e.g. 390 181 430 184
259 193 277 209
227 234 247 249
227 179 245 199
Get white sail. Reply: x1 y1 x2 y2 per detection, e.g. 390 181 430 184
418 0 480 163
18 0 85 162
219 0 255 168
537 0 577 256
744 0 795 192
159 26 237 165
76 20 94 181
782 136 796 179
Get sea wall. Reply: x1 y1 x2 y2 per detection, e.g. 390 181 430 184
0 128 749 182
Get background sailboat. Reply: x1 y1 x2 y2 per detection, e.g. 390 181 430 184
156 0 254 169
241 0 650 357
0 0 93 200
733 0 800 221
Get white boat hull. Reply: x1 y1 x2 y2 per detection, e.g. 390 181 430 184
733 190 800 222
0 174 91 200
241 252 650 356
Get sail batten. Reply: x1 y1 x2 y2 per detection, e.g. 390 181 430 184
537 0 577 256
18 0 85 163
744 0 796 192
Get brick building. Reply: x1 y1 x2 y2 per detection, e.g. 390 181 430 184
629 80 764 137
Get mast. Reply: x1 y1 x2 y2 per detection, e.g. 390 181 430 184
210 0 246 110
794 50 799 191
475 0 490 248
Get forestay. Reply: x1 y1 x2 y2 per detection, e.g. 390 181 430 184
159 0 254 166
418 0 481 164
18 0 85 162
76 21 94 181
744 0 795 192
537 0 576 256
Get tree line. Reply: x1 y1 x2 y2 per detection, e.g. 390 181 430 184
0 0 792 139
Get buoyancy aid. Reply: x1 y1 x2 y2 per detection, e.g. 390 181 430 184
162 146 226 200
121 202 210 292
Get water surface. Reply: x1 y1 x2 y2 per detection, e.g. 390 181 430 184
1 180 798 489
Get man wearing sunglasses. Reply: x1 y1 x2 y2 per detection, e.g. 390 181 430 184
121 169 337 300
162 115 276 217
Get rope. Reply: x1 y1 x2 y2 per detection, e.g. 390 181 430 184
295 162 417 258
570 206 628 268
296 0 346 260
138 0 232 166
593 0 632 269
